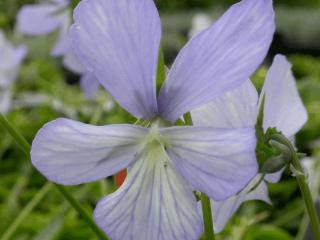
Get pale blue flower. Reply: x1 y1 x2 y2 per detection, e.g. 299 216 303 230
31 0 275 239
17 0 99 98
192 54 308 233
0 30 27 113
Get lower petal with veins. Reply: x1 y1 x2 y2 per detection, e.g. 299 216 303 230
94 142 202 240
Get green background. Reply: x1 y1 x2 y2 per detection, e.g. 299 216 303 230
0 0 320 240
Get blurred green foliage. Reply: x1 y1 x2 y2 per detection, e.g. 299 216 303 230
156 0 320 11
1 0 320 29
0 0 319 240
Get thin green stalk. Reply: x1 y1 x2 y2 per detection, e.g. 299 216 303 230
0 182 52 240
55 185 107 240
0 113 108 240
183 112 215 240
32 185 93 240
201 193 215 240
0 164 33 233
89 100 109 196
99 180 108 195
296 214 309 240
0 114 30 154
296 158 320 240
291 154 320 239
271 134 320 239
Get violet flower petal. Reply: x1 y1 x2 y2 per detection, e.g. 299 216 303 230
52 0 70 5
31 118 148 185
14 45 28 65
161 126 257 201
17 3 65 35
261 54 308 138
80 72 100 99
94 144 202 240
0 30 27 89
70 0 161 119
211 175 270 233
51 13 71 56
192 80 258 128
158 0 275 122
63 50 84 74
265 170 283 183
63 50 100 98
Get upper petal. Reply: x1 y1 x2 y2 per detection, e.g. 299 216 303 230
70 0 161 119
31 118 148 185
17 3 65 35
94 142 202 240
161 127 258 201
261 54 308 138
158 0 275 122
192 80 258 128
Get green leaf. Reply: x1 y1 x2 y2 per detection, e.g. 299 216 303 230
243 224 293 240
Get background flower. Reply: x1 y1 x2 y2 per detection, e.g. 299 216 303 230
0 30 27 113
17 0 99 98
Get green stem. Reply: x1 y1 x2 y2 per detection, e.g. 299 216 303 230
0 114 30 154
271 134 320 239
0 182 52 240
183 113 215 239
0 113 108 240
296 214 310 240
292 154 320 239
89 100 110 196
201 193 215 240
183 112 193 126
55 185 107 240
297 159 320 240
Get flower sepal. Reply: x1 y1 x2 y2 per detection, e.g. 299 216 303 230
257 128 305 176
256 127 282 173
